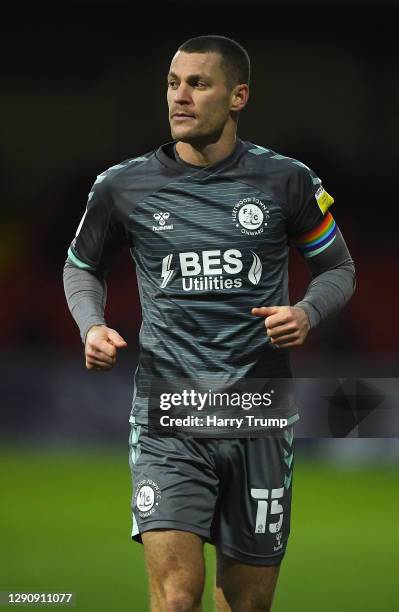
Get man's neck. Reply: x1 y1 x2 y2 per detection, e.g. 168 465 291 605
175 135 237 167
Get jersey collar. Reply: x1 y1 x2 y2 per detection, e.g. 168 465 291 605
156 138 246 175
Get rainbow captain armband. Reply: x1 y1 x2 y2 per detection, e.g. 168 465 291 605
292 211 337 258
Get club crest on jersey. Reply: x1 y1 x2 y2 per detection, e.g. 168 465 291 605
152 211 174 232
232 197 270 236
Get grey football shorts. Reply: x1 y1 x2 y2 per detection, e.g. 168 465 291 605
129 423 294 566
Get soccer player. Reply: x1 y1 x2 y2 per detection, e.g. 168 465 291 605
64 36 355 611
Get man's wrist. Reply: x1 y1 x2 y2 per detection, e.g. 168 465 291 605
293 301 320 329
82 321 107 344
88 324 106 332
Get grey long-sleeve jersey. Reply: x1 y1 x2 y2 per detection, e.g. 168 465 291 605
63 139 356 423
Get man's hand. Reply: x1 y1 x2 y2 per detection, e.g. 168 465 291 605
251 305 310 348
84 325 127 370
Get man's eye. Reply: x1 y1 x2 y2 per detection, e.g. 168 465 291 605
196 82 207 88
168 81 178 88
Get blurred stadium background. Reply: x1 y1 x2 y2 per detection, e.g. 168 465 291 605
1 0 398 610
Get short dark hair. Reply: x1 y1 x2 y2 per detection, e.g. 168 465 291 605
177 35 250 89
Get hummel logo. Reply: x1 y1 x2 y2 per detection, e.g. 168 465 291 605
153 211 170 226
152 211 174 232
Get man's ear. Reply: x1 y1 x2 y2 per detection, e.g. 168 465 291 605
230 84 249 112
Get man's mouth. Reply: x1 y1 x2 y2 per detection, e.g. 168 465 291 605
172 112 195 121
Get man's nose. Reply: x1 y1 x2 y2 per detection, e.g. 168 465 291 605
174 83 192 104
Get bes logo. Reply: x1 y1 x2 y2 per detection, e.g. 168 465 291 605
232 197 270 236
160 249 263 292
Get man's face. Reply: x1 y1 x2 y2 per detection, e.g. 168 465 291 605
167 51 234 143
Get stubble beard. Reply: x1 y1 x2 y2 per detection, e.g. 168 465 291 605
170 121 224 147
170 119 202 143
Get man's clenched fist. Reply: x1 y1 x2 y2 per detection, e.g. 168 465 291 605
251 305 310 348
84 325 127 370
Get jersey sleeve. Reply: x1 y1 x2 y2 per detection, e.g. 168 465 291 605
286 162 335 253
67 173 126 274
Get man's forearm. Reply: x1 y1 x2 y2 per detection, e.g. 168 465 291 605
63 260 107 343
295 259 356 328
